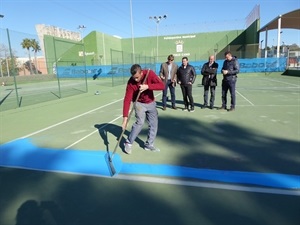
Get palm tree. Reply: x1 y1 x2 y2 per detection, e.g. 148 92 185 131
31 39 41 74
21 38 33 74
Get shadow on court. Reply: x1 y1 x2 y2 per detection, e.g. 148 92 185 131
156 115 300 175
1 113 300 225
1 166 299 225
94 123 145 153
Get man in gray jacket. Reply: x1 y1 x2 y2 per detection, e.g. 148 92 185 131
159 54 178 110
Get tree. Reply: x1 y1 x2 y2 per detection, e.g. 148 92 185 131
31 39 41 73
21 38 33 74
0 44 17 77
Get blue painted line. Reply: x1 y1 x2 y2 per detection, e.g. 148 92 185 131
121 164 300 189
0 139 299 189
0 138 122 177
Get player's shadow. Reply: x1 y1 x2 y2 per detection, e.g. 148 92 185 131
94 123 144 153
15 200 65 225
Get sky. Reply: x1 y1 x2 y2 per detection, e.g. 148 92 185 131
0 0 299 48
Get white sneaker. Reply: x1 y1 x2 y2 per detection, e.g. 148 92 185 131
144 145 160 152
124 140 132 154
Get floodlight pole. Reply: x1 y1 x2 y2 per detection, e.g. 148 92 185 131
260 40 264 58
78 25 86 41
276 16 282 58
129 0 135 63
77 25 88 92
149 15 167 62
0 14 4 77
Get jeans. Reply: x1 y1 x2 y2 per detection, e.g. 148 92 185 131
221 76 236 109
203 85 216 107
162 80 176 107
128 101 158 147
180 84 194 108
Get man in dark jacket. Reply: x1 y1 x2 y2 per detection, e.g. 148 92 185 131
201 55 218 109
220 51 239 111
177 57 197 112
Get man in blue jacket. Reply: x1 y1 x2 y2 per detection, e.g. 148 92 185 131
220 51 239 111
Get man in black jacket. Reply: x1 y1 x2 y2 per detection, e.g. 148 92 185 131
220 51 239 111
177 57 197 112
201 55 218 109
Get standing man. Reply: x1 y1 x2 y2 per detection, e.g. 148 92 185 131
159 54 178 110
122 64 165 154
201 55 218 109
220 51 239 111
177 57 197 112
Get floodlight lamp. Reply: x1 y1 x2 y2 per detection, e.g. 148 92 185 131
158 16 162 19
149 16 152 19
154 16 157 19
0 14 4 18
163 15 167 19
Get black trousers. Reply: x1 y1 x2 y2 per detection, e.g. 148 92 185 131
222 77 236 109
203 85 216 107
180 84 194 108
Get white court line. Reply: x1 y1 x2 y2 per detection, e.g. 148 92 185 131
16 98 123 141
262 78 300 87
115 174 300 196
64 115 122 149
236 90 254 106
64 93 162 149
18 92 162 142
3 165 299 195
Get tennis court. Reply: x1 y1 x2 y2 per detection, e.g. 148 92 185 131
0 72 299 225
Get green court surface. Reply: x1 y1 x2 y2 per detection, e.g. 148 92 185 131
0 72 299 225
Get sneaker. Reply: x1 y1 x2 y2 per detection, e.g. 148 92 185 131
172 106 177 110
144 145 160 152
228 107 235 112
183 107 188 111
201 105 207 109
218 106 227 111
124 140 132 154
162 106 166 111
190 107 195 112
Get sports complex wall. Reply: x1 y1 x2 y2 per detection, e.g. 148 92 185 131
54 58 286 80
43 19 287 79
44 17 286 77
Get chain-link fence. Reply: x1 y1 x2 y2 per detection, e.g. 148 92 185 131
109 49 155 86
0 28 87 111
1 27 296 111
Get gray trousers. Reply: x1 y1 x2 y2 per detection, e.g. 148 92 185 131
128 101 158 147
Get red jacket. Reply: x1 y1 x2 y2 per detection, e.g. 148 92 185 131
123 69 164 117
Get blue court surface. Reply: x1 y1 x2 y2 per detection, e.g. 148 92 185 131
1 138 299 189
